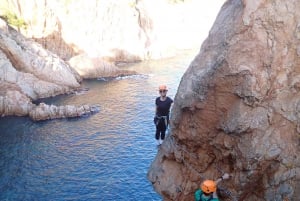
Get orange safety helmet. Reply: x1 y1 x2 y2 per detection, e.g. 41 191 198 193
201 180 217 194
158 85 168 91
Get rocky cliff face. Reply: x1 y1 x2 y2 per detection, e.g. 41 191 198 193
148 0 300 200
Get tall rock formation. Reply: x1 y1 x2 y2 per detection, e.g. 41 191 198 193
148 0 300 200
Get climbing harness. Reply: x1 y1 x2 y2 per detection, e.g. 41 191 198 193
154 115 168 127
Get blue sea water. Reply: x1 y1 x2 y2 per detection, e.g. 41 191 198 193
0 50 197 201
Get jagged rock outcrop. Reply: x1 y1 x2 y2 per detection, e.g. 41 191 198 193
0 88 34 116
0 20 99 120
29 103 100 121
148 0 300 201
0 22 81 98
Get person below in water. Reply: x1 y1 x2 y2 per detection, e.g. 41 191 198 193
194 173 230 201
154 85 173 146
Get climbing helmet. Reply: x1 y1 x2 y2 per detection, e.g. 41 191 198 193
158 85 167 91
201 180 217 194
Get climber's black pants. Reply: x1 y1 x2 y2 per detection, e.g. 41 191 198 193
155 117 168 140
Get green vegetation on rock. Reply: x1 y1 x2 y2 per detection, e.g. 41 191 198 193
1 11 27 29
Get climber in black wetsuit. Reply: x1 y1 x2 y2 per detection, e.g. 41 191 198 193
154 85 173 146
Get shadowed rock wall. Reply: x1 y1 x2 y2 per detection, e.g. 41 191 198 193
148 0 300 200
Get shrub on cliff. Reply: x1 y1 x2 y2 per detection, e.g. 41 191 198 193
0 11 27 29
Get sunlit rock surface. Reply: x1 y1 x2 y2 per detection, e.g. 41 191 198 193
68 54 137 79
29 103 100 121
148 0 300 200
0 20 98 120
0 0 224 120
0 22 81 98
0 0 224 61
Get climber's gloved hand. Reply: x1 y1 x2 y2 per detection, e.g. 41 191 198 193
221 173 230 180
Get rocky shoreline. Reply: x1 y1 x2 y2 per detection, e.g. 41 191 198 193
29 103 100 121
0 19 135 121
0 0 221 121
